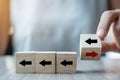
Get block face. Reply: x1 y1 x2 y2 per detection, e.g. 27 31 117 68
16 52 35 73
56 52 77 73
35 52 55 73
80 34 102 60
80 34 101 47
81 48 101 60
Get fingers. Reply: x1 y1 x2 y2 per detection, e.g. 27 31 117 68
102 41 120 53
97 10 120 39
97 10 120 52
113 15 120 48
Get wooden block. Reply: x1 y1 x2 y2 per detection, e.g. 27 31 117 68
80 34 102 60
56 52 77 74
16 52 35 73
35 52 55 73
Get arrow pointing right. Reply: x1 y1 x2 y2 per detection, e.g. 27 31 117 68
86 51 98 58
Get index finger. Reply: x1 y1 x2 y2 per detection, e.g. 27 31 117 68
97 10 120 39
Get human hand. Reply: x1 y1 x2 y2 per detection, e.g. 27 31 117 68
97 9 120 52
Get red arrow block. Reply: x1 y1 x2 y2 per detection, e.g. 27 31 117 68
86 51 98 58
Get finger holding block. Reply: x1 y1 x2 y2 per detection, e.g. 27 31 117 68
35 52 55 73
80 34 102 60
16 52 35 73
56 52 77 74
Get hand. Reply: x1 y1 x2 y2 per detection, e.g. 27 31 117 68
97 9 120 52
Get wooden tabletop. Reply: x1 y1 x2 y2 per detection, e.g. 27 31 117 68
0 56 120 80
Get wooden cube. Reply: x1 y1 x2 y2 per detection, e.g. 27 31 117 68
16 52 35 73
80 34 102 60
35 51 55 73
56 52 77 73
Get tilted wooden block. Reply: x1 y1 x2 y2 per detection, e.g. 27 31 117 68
56 52 77 73
35 52 55 73
80 34 102 60
16 52 35 73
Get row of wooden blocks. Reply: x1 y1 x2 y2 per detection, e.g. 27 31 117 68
16 34 102 74
16 52 77 73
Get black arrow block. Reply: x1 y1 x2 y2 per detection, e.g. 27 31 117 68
40 60 52 66
61 59 73 67
85 38 97 45
19 60 32 67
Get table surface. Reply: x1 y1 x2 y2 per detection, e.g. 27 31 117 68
0 56 120 80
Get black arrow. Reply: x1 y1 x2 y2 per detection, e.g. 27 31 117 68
39 60 52 66
85 38 97 45
19 60 32 67
61 59 73 67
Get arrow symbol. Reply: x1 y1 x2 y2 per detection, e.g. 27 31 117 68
19 60 32 67
61 59 73 67
39 60 52 66
86 51 98 58
85 38 97 45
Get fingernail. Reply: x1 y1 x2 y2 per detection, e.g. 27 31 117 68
97 28 105 35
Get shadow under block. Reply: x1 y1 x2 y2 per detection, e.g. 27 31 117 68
80 34 102 60
16 52 35 73
56 52 77 73
35 52 55 73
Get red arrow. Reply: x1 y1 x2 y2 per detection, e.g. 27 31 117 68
86 51 98 58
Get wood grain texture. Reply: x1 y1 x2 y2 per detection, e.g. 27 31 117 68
35 52 55 73
1 56 120 80
80 34 101 60
16 52 35 73
56 52 77 73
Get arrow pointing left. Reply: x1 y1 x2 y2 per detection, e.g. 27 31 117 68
85 38 97 45
61 59 73 67
19 60 32 67
39 60 52 66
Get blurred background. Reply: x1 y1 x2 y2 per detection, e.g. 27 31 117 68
5 26 13 55
0 0 120 59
